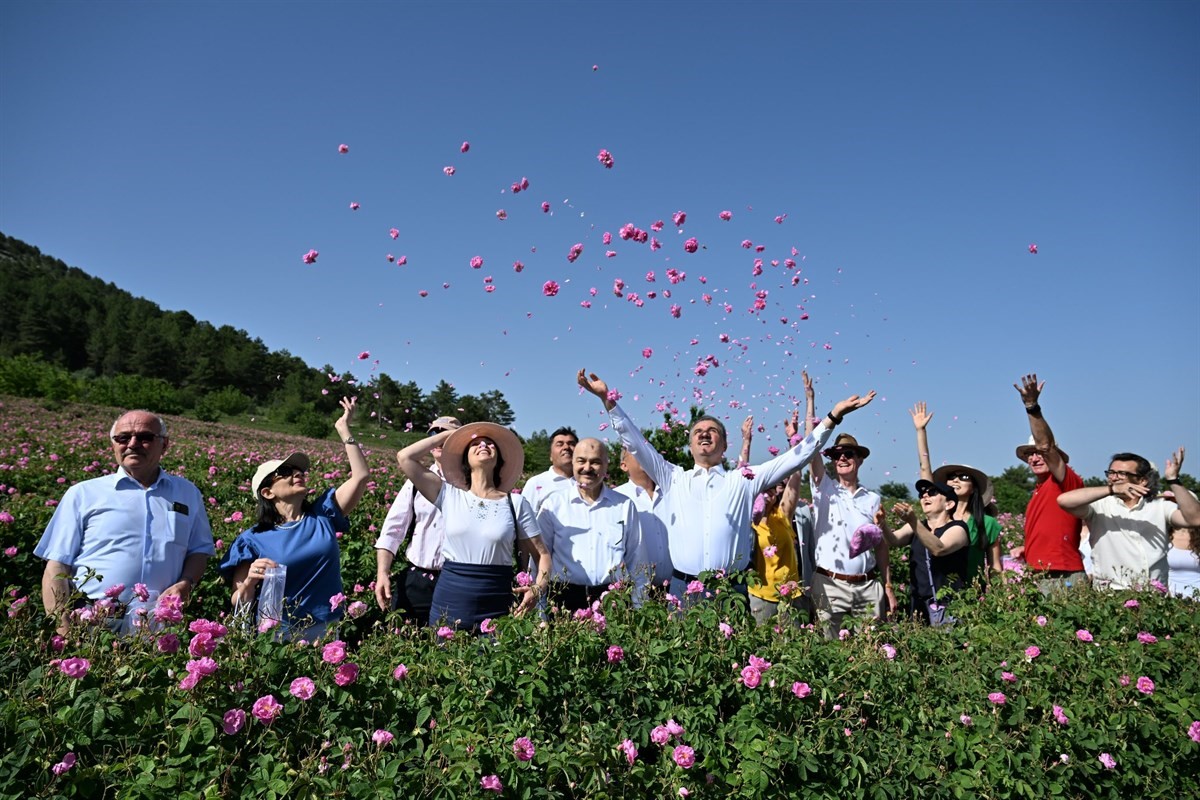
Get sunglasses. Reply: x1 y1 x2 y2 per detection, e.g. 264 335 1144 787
112 432 162 445
827 449 857 461
945 472 974 483
918 487 943 499
271 464 307 482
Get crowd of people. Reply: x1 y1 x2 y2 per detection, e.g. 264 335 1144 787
34 371 1200 640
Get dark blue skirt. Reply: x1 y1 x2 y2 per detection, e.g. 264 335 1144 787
429 561 514 632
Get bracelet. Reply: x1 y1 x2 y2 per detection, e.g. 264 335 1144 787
343 436 357 445
1164 476 1183 485
1025 403 1042 417
826 412 842 426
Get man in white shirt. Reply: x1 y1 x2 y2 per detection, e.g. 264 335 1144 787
578 368 875 606
1058 448 1200 590
374 416 461 624
520 427 578 513
614 446 672 591
537 439 644 610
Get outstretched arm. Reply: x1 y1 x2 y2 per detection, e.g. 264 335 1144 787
752 391 876 493
912 519 969 556
397 430 453 504
880 503 915 547
579 369 675 491
802 371 824 484
333 397 372 515
910 401 934 482
738 415 753 467
1014 374 1066 483
1164 448 1200 528
779 412 805 519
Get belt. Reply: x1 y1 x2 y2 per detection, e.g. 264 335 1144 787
567 582 608 593
815 566 877 584
1030 568 1080 579
409 566 442 576
672 569 701 583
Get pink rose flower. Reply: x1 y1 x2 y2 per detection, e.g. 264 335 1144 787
665 719 684 737
437 626 455 640
393 664 409 680
322 641 347 665
960 714 973 726
1002 672 1016 683
542 281 560 297
1052 705 1069 725
1075 629 1093 642
154 594 183 623
290 677 316 700
347 601 367 619
881 644 897 660
596 149 614 168
480 619 496 634
607 645 625 663
988 692 1007 705
683 238 699 253
618 738 637 765
1098 752 1116 769
672 745 696 769
372 729 394 747
718 210 732 220
251 695 282 725
1024 646 1040 660
334 663 359 686
650 726 671 745
469 255 483 269
189 632 216 658
51 752 76 776
515 572 533 587
686 580 705 595
1136 676 1155 695
1124 599 1139 608
1137 632 1157 644
156 634 180 654
792 681 812 698
481 775 503 793
741 666 761 689
512 736 536 761
1188 720 1200 743
58 658 90 679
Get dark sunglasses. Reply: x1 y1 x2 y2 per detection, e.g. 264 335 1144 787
945 472 974 483
827 449 857 461
272 464 307 481
918 487 942 498
112 432 162 445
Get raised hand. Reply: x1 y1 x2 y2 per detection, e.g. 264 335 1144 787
576 369 613 409
784 409 800 440
1014 374 1044 408
802 370 814 398
831 390 877 420
741 415 754 440
334 396 357 435
1165 447 1186 480
910 401 933 430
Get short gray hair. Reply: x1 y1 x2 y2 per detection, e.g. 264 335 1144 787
110 410 169 439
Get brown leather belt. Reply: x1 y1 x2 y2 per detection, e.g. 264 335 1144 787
815 566 877 584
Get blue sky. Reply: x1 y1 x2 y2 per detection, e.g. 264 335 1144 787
2 1 1197 485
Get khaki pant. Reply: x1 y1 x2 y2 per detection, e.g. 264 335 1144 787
810 571 884 639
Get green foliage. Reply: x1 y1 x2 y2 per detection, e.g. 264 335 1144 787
879 481 912 502
992 465 1035 517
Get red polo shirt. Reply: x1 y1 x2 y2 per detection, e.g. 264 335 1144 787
1023 466 1085 572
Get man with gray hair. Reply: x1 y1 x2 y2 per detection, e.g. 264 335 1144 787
578 369 875 604
35 410 214 633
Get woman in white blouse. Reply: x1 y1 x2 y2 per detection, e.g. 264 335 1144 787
396 421 551 631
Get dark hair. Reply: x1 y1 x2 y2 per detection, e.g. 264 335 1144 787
462 442 506 489
1110 452 1159 497
252 490 314 532
689 415 727 441
550 427 578 444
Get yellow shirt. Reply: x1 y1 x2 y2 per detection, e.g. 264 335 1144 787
748 507 799 602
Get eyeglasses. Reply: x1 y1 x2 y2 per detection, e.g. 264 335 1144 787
828 449 856 461
271 465 307 482
945 472 974 483
112 432 162 445
1105 469 1141 481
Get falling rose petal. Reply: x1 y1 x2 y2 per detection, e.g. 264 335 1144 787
461 141 470 153
302 249 319 264
670 304 682 318
613 278 625 296
470 256 484 269
1029 243 1038 254
597 149 614 168
606 250 617 258
719 210 732 221
419 290 428 297
673 211 687 227
541 202 550 213
387 254 394 262
650 237 661 251
513 261 524 272
389 228 400 239
768 446 780 456
602 231 612 245
358 351 370 360
567 243 584 263
580 300 592 308
646 291 657 299
484 275 494 284
443 166 456 176
651 220 665 232
442 282 450 288
397 256 407 266
511 181 522 193
645 271 656 283
485 285 496 293
589 287 597 296
741 239 753 249
520 177 529 190
543 280 560 297
774 214 787 224
755 245 765 253
592 64 599 71
690 338 699 345
703 294 713 304
683 238 699 253
699 276 707 283
496 210 507 220
350 202 360 211
338 144 349 153
642 348 653 358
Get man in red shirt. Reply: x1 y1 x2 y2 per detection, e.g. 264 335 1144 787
1011 373 1086 594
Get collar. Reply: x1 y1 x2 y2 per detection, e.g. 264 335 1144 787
690 463 727 477
111 465 166 490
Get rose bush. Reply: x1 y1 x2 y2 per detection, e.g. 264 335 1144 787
1 398 1198 797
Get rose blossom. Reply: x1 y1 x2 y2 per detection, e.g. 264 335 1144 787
1075 629 1093 642
58 658 90 679
51 752 76 776
481 775 502 793
1188 721 1200 743
321 640 347 664
619 738 638 765
222 708 246 735
673 745 696 769
251 694 282 725
606 645 625 663
1098 753 1116 769
393 664 409 680
650 726 671 745
1136 676 1155 695
290 676 316 700
372 729 394 747
512 736 536 761
1024 646 1040 660
334 663 359 686
988 692 1007 705
792 682 812 698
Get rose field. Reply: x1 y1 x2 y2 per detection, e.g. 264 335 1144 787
0 396 1198 799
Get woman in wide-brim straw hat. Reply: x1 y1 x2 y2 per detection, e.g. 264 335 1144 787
910 402 1002 581
396 421 551 631
221 397 371 640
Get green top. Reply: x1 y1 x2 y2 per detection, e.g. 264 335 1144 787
965 515 1001 582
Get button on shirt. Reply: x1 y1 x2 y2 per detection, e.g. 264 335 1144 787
614 481 672 585
608 404 835 574
35 467 215 602
374 466 445 570
1086 494 1175 589
811 473 882 575
537 486 644 591
521 468 574 513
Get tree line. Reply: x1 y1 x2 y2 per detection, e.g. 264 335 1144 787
0 232 512 438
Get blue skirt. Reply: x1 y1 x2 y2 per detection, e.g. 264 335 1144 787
429 561 514 632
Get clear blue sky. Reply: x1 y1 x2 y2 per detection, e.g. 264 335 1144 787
2 1 1197 485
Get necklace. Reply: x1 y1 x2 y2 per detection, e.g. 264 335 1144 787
277 519 303 530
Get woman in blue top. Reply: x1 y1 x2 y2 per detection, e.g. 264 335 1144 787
222 397 370 639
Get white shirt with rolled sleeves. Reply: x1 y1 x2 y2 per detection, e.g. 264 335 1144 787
1085 494 1175 590
433 484 542 566
607 403 835 575
34 467 215 601
537 486 645 595
614 481 672 586
374 467 445 570
520 468 574 513
810 473 881 576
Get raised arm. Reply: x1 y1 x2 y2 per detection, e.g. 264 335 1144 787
1164 448 1200 528
1014 374 1066 483
333 397 372 515
397 430 453 504
910 401 934 482
738 415 754 467
752 391 876 493
579 369 675 491
880 502 915 547
1057 484 1124 519
802 371 824 483
779 411 805 519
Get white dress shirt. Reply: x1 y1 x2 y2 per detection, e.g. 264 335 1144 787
614 480 672 585
811 473 882 575
1086 494 1174 589
608 404 835 574
537 486 644 592
520 468 574 513
374 465 445 570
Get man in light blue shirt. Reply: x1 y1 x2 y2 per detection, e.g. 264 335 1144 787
577 369 875 604
36 410 214 632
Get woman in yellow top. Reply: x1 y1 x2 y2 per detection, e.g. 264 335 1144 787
747 412 806 625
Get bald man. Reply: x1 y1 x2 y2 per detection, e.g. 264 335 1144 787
536 438 646 610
